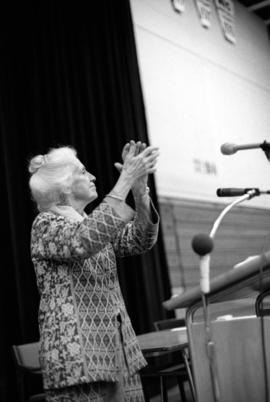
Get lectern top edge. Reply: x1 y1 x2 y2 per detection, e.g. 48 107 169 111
163 251 270 310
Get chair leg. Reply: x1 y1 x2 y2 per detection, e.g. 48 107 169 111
16 369 26 402
140 377 150 402
143 386 150 402
182 349 196 402
160 377 168 402
176 378 187 402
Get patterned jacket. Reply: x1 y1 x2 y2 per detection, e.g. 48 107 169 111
31 199 159 390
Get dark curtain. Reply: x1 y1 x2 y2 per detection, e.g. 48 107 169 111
0 2 173 401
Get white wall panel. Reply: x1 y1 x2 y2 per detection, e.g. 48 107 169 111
130 0 270 209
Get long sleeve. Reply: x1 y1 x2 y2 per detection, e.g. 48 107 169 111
31 202 126 262
112 198 159 257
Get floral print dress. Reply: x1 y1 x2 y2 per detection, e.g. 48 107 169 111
31 199 159 400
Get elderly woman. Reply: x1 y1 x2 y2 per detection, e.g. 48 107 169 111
28 141 159 402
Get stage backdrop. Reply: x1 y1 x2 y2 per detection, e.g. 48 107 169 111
0 2 173 401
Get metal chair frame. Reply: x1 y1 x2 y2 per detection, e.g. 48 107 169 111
141 318 195 402
12 342 45 402
255 289 270 317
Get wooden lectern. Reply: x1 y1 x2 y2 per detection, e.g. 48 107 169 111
163 251 270 402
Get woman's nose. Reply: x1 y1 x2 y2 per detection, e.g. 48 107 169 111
88 173 96 181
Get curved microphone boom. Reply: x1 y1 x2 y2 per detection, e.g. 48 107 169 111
192 191 259 295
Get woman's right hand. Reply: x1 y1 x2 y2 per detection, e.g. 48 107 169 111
107 141 159 206
120 142 159 185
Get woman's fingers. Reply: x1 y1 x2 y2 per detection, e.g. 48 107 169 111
143 152 159 171
145 151 160 161
134 141 141 156
125 140 150 157
123 143 130 153
121 143 130 162
122 141 159 180
125 141 148 160
141 145 159 156
127 141 136 156
145 162 158 172
146 167 157 174
138 142 147 154
136 147 159 170
114 162 123 172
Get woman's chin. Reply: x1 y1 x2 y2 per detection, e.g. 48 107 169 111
89 191 98 202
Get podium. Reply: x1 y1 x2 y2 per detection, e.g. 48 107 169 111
163 251 270 402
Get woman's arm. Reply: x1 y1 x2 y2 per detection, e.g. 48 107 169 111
31 202 128 261
112 194 159 258
111 140 160 256
104 142 158 220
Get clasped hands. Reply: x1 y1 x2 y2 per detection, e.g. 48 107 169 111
115 140 159 196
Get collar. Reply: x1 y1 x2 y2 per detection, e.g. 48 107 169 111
49 205 86 222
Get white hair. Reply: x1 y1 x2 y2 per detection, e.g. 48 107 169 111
28 146 81 211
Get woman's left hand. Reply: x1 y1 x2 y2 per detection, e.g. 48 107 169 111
115 140 159 196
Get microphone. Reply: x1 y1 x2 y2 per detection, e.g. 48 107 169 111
216 188 261 197
220 141 270 155
192 234 214 294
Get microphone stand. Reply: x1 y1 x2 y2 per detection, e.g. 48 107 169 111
209 192 255 238
201 190 257 402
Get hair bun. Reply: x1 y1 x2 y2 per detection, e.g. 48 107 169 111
28 154 47 174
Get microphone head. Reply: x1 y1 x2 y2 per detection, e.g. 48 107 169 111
192 234 214 256
220 143 237 155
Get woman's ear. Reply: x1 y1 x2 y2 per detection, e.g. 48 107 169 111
64 186 72 194
62 181 73 195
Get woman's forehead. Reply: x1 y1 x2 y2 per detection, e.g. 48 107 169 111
73 160 85 171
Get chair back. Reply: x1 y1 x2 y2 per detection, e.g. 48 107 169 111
256 289 270 317
153 318 186 331
12 342 41 372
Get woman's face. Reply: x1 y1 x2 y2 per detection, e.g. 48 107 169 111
70 163 98 205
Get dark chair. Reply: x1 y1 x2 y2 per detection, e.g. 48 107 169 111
12 342 45 402
153 318 186 332
255 289 270 317
140 318 195 402
155 318 195 401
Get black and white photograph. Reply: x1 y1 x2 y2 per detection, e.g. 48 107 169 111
1 1 270 401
